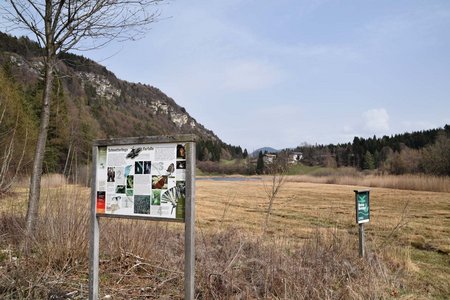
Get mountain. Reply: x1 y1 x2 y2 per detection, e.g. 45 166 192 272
251 147 279 157
0 32 240 175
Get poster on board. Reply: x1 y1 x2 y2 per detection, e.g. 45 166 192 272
95 143 187 221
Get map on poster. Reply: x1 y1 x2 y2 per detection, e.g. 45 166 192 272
95 143 187 221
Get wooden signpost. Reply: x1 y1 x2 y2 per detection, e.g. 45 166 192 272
354 189 370 258
89 135 196 299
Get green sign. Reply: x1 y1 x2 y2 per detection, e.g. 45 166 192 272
354 190 370 224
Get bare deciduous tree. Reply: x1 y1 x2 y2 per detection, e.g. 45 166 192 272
2 0 163 243
262 155 287 233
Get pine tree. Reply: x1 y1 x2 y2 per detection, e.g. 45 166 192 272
256 151 264 174
243 149 248 159
363 151 375 170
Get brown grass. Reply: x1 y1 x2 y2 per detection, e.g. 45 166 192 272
1 176 449 298
196 178 450 298
287 173 450 193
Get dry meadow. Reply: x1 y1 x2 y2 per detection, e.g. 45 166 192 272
197 177 450 296
0 174 449 299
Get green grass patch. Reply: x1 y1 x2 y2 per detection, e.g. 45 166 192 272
219 159 239 166
286 164 322 175
409 248 450 298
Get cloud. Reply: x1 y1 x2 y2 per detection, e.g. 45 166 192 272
363 108 389 132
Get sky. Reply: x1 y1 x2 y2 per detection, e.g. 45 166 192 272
7 1 450 152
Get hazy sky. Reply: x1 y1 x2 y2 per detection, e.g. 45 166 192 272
56 1 450 150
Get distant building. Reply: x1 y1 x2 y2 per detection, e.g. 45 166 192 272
263 153 277 164
288 152 303 164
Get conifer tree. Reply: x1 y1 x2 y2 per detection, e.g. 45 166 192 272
243 149 248 159
256 151 264 174
363 151 375 170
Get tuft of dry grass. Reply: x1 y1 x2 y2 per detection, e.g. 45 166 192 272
40 173 68 188
196 228 397 299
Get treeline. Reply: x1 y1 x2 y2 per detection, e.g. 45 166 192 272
196 140 248 161
295 125 450 176
0 32 43 58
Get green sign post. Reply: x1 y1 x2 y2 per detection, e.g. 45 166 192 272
354 190 370 257
355 190 370 224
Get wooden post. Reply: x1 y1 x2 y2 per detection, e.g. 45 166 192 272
184 142 196 300
358 223 365 258
89 146 100 300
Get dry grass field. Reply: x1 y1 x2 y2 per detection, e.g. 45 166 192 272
1 174 449 298
196 177 450 297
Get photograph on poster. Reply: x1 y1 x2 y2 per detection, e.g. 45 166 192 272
135 161 144 174
107 167 115 182
177 144 186 159
176 161 186 169
152 190 161 205
108 195 121 213
134 195 151 214
144 161 152 174
116 185 126 194
152 175 168 189
127 175 134 189
176 181 186 192
124 165 132 177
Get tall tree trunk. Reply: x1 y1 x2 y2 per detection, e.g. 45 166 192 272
25 58 54 241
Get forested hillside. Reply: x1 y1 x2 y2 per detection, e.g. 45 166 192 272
0 32 243 181
295 126 450 175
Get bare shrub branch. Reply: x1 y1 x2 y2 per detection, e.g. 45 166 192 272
262 157 287 233
0 107 28 194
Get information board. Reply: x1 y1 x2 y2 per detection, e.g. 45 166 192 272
354 190 370 224
94 142 189 221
